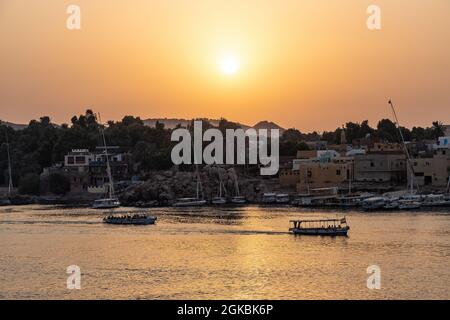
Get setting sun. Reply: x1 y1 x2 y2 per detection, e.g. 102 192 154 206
219 53 240 75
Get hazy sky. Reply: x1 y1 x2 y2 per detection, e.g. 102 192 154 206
0 0 449 131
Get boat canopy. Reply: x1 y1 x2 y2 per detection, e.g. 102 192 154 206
290 218 346 223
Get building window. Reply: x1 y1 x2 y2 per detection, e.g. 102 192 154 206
75 156 85 164
336 169 341 176
67 156 74 164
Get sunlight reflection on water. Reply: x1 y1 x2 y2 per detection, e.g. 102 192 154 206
0 205 449 299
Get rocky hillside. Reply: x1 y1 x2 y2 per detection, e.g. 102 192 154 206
119 166 281 206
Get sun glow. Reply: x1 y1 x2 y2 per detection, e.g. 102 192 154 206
219 53 240 75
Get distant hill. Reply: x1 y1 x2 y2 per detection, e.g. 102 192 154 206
142 118 221 129
0 120 27 131
143 118 285 132
252 121 285 133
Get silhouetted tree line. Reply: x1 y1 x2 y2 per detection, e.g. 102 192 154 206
0 110 446 193
320 119 445 145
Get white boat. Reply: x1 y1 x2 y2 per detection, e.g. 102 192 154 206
398 199 421 210
103 213 157 225
261 193 276 204
229 168 246 204
422 194 450 207
93 198 121 209
334 193 374 208
231 196 246 204
294 187 339 207
211 196 227 205
173 197 207 207
173 167 206 207
0 199 12 206
211 173 227 205
92 114 121 209
275 193 290 204
289 217 349 236
362 197 387 211
383 198 400 210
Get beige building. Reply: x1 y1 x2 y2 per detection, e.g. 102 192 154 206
354 153 406 183
279 167 300 188
409 149 450 188
369 142 403 153
282 150 353 192
292 158 353 193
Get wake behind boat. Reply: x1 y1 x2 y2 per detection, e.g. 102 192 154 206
289 217 349 236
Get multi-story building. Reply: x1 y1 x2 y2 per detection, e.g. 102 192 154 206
62 147 130 193
354 153 406 184
280 150 353 192
409 149 450 188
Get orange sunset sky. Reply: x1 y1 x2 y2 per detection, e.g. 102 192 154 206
0 0 449 132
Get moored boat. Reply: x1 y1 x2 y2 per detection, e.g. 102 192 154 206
383 198 400 210
398 199 421 210
92 114 121 209
261 193 276 204
231 196 246 204
362 197 387 211
173 166 206 207
289 217 349 236
93 197 121 209
173 197 207 207
422 194 450 207
0 198 12 206
211 196 227 205
275 193 290 204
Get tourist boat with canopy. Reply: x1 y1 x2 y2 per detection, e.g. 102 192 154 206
103 211 157 225
289 217 349 236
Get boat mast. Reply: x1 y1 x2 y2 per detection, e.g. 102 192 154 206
98 113 114 199
305 166 310 194
388 100 418 194
446 175 450 194
195 165 203 199
231 168 240 197
5 130 13 196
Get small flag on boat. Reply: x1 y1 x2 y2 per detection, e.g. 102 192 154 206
340 217 346 224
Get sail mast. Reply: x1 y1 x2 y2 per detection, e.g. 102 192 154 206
388 100 418 194
98 113 114 199
5 130 13 196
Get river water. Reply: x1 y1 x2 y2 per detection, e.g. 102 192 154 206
0 205 449 299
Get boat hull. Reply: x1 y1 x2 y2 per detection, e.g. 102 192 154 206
289 227 349 236
103 217 157 225
92 198 121 209
172 200 207 207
